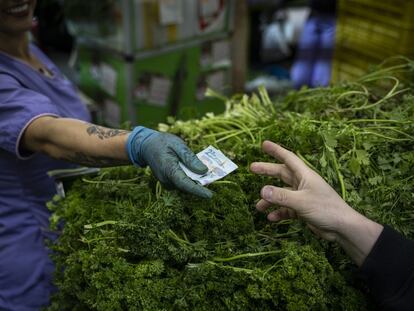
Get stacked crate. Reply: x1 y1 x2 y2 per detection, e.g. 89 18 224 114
332 0 414 82
65 0 234 127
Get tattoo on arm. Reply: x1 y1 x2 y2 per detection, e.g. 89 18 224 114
63 152 129 167
86 125 129 140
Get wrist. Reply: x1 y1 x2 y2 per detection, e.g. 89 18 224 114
126 126 158 167
336 209 383 266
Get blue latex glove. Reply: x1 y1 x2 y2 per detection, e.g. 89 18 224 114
126 126 213 199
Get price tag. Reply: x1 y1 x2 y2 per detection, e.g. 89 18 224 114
99 63 117 97
159 0 183 25
148 76 172 107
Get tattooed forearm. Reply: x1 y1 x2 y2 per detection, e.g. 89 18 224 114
63 152 130 167
86 125 129 140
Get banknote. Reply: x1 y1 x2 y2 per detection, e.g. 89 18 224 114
179 146 238 186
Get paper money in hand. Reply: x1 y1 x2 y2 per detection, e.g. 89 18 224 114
179 146 238 186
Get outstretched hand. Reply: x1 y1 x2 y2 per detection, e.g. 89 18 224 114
250 141 358 242
250 141 383 266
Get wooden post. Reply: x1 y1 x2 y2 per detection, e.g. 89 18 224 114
231 0 249 93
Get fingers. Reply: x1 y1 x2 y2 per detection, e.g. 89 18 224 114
250 162 294 185
256 187 297 222
261 141 308 174
171 140 208 175
260 185 301 210
256 198 297 222
307 224 321 237
148 137 212 198
267 207 297 222
256 199 273 212
168 164 213 199
256 185 293 212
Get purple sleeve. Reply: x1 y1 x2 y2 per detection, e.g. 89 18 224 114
0 73 60 159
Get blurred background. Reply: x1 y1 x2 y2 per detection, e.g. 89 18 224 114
31 0 414 127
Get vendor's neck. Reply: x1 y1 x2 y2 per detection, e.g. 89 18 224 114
0 32 31 61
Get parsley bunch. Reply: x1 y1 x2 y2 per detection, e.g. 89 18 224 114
48 59 413 310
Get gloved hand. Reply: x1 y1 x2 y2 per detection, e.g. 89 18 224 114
126 126 213 199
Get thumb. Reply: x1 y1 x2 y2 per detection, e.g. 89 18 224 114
261 186 301 211
172 143 208 174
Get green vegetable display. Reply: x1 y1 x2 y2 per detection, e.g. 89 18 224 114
47 59 414 310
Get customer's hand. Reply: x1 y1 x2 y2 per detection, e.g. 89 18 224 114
250 141 360 242
127 127 213 199
251 141 383 266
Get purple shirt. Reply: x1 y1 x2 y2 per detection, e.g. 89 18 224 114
0 44 90 310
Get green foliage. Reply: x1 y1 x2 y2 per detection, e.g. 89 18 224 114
48 60 414 310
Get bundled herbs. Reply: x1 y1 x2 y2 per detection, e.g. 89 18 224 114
47 59 414 310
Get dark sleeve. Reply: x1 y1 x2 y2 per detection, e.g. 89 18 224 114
359 225 414 310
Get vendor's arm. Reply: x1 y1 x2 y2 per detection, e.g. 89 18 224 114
22 116 213 199
22 116 129 167
250 141 414 308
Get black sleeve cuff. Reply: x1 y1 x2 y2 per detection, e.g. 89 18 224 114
359 225 414 309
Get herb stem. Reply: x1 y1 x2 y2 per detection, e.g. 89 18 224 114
330 150 346 200
212 250 281 262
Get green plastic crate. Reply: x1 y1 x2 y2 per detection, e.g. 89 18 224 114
132 45 229 128
77 44 229 129
77 47 131 126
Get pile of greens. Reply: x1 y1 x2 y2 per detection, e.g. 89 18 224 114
48 59 414 310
